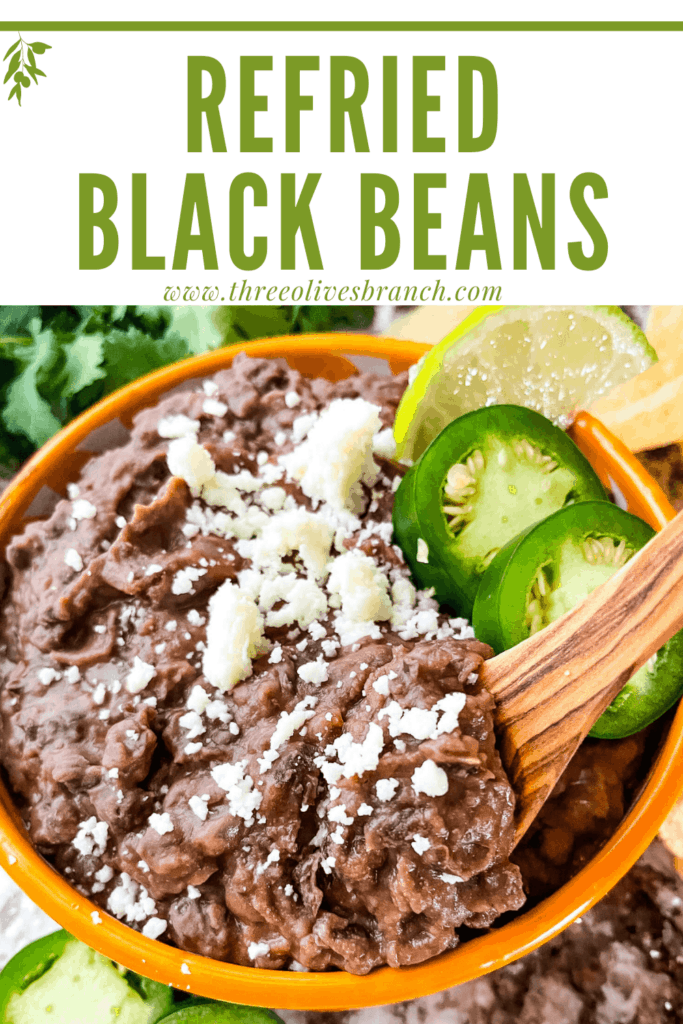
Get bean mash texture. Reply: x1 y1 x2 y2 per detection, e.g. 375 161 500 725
0 355 524 974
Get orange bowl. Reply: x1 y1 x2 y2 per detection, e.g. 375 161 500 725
1 334 682 1011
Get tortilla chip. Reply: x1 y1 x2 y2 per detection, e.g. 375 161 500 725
590 306 683 452
660 797 683 859
383 305 477 345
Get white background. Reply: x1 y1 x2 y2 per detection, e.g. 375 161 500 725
1 3 683 303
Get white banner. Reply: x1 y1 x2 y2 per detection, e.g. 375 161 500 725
1 5 682 303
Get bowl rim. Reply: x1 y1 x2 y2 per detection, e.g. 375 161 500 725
1 332 682 1011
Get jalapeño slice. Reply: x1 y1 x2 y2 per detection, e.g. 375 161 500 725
159 1003 284 1023
0 931 174 1024
392 405 605 616
472 501 683 739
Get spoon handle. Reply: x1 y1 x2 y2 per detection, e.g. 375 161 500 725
479 509 683 839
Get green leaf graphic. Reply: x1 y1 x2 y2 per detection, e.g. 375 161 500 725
4 33 51 105
4 52 19 83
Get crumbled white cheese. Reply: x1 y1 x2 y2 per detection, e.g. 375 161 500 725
412 759 449 797
186 685 210 715
269 644 283 665
187 608 205 627
142 917 168 940
248 941 270 960
107 873 157 924
297 656 329 685
416 538 429 564
389 578 417 630
327 550 392 644
255 849 280 877
181 963 191 975
171 565 207 596
145 563 163 576
330 723 384 780
258 696 317 773
72 499 97 521
329 825 346 846
184 741 203 755
206 699 231 724
211 759 262 825
167 436 216 494
203 580 266 692
291 411 318 443
372 427 397 459
379 701 437 741
203 380 219 396
95 864 114 884
328 805 354 826
65 666 81 684
92 682 107 706
189 794 210 820
38 667 58 686
157 414 199 439
126 656 156 694
260 575 329 631
375 778 399 802
433 691 467 735
91 911 102 925
372 674 390 696
308 620 327 641
148 812 174 836
64 548 83 572
358 803 373 816
280 398 382 513
179 710 205 740
72 817 108 857
187 885 201 899
411 834 431 855
285 391 301 408
259 486 287 511
247 508 333 580
395 588 441 641
203 397 228 417
440 873 464 884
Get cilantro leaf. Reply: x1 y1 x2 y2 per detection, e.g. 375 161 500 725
1 327 63 447
58 332 107 399
0 303 377 475
100 326 192 391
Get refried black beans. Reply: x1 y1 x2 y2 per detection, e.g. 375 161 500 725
0 354 525 974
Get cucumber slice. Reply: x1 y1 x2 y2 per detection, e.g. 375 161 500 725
472 501 683 738
393 405 605 616
0 933 173 1024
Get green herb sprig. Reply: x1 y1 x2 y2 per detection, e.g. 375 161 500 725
4 34 51 106
0 304 374 475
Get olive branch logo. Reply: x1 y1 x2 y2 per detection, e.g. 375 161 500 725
4 33 51 106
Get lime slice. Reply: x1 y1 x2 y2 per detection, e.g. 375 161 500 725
394 306 657 462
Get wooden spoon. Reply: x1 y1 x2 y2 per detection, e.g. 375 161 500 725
478 509 683 844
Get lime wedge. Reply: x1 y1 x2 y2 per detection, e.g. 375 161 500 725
394 306 657 462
